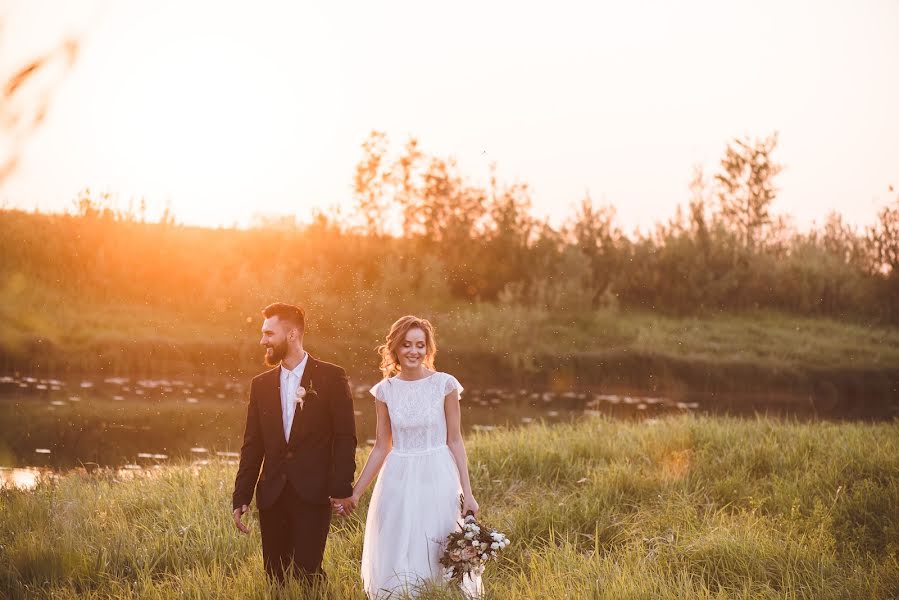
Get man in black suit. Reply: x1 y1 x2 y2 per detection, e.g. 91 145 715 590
231 302 357 584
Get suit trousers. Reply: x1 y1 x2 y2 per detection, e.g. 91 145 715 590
258 482 332 584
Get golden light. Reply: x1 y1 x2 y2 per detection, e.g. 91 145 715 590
3 0 898 230
7 0 352 226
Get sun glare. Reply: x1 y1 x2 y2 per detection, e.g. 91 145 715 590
11 1 350 226
3 0 898 229
79 4 349 225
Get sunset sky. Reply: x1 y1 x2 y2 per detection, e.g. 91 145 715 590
2 0 898 232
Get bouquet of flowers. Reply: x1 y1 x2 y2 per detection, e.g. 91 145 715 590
439 505 510 586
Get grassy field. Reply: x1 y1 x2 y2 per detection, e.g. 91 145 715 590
1 415 897 599
3 283 898 379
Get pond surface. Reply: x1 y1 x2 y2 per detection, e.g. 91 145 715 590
1 373 892 489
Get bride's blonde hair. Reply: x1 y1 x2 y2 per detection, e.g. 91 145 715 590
377 315 438 378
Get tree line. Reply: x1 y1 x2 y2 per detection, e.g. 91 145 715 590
1 132 896 326
349 131 898 321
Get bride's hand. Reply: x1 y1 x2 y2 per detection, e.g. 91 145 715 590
462 494 479 517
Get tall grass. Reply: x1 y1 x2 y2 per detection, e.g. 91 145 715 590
2 415 897 598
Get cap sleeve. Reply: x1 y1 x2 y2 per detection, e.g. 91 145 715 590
370 379 389 403
443 373 463 397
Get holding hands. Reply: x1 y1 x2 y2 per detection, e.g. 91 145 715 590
331 495 358 517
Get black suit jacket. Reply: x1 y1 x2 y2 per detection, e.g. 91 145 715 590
232 355 357 511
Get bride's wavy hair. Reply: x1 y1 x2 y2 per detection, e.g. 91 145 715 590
377 315 438 378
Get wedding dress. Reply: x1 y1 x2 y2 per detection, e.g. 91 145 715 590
361 372 482 599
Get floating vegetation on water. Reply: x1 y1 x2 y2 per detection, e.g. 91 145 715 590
7 374 866 479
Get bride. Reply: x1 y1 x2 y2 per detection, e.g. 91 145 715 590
340 315 482 598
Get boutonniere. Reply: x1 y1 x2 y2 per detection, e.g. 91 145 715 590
294 382 318 411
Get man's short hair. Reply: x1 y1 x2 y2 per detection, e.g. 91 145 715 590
262 302 305 333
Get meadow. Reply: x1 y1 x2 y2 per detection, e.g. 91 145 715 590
2 415 897 599
2 138 898 599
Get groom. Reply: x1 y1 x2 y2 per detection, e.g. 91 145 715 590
231 302 357 584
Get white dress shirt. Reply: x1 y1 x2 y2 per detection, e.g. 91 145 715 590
279 352 309 442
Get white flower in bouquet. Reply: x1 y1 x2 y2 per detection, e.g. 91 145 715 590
439 512 511 588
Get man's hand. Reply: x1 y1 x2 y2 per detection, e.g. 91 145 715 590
330 496 357 517
233 504 250 534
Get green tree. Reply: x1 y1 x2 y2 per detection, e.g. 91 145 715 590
714 133 782 252
565 194 624 307
867 195 899 276
352 130 392 237
867 194 899 321
400 155 486 243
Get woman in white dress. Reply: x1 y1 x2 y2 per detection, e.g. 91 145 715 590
346 315 481 599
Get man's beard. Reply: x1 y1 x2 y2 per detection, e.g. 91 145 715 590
264 340 288 367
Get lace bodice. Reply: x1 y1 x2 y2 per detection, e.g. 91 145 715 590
370 372 463 454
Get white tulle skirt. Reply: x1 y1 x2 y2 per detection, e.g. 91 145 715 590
361 445 482 599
